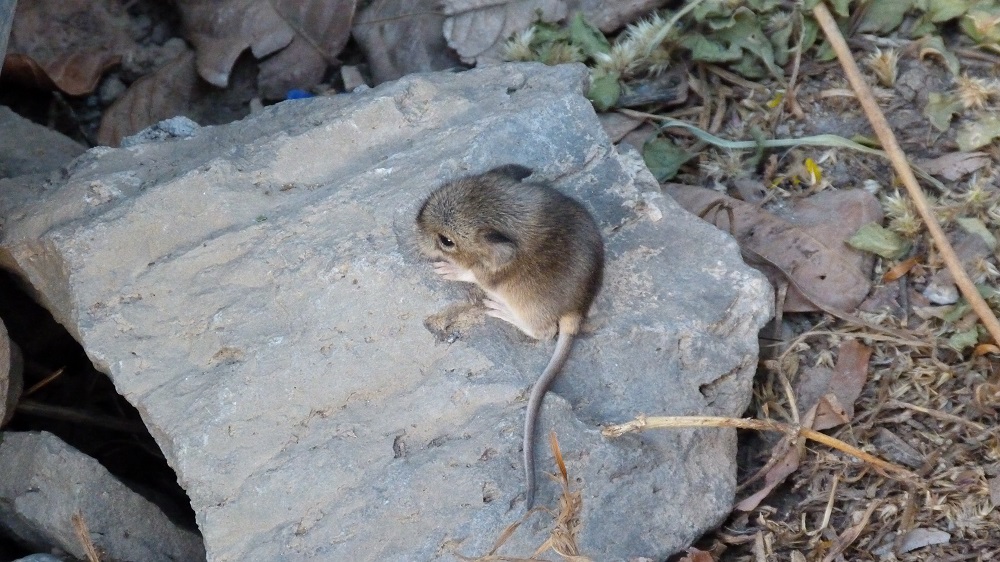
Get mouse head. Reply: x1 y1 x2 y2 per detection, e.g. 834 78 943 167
415 165 531 272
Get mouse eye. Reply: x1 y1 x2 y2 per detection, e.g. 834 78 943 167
437 234 455 250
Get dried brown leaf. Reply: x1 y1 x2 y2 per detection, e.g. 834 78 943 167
177 0 293 87
796 341 870 430
257 36 328 99
177 0 356 95
678 547 714 562
352 0 462 85
882 255 920 282
735 442 800 511
827 340 870 419
973 382 1000 414
810 394 851 431
821 501 878 562
97 50 200 147
667 184 879 313
5 0 135 95
915 152 990 181
442 0 565 64
974 343 1000 356
796 365 834 418
898 527 950 553
872 427 923 468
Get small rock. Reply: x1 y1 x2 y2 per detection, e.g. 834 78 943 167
923 275 959 305
873 427 923 468
0 107 86 179
120 116 200 147
340 65 368 92
0 431 205 562
0 317 23 427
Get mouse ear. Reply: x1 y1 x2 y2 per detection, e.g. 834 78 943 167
479 229 517 268
487 164 532 182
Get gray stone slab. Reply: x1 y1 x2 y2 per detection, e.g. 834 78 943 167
0 63 772 560
0 431 205 562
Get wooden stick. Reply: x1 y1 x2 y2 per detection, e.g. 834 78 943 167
812 2 1000 347
602 415 918 480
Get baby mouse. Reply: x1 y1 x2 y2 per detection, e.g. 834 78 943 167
415 164 604 509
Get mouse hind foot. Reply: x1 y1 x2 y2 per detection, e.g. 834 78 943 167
484 297 557 340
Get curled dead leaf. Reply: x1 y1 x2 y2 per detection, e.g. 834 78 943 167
973 343 1000 356
177 0 356 96
4 0 135 95
442 0 566 64
915 151 989 181
97 50 200 147
973 382 1000 414
666 184 880 313
352 0 464 85
678 547 715 562
882 255 920 282
735 444 800 511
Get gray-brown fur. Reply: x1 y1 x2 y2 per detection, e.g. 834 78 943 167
415 165 604 508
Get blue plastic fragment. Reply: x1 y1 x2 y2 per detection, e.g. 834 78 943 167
286 89 314 100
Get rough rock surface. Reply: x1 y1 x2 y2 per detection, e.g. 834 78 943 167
0 317 21 426
0 63 772 560
0 106 86 178
0 431 206 562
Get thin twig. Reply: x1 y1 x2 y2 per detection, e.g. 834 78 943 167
884 399 987 432
812 2 1000 348
72 512 101 562
603 415 918 480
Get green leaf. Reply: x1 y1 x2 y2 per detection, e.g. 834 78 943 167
942 302 971 323
796 19 816 50
926 0 973 22
857 0 917 33
814 39 837 61
911 19 938 36
682 34 744 62
917 35 961 76
568 13 611 58
947 328 980 351
956 217 998 248
643 138 691 181
956 114 1000 151
587 73 621 111
769 18 794 66
532 21 569 45
693 0 732 21
847 222 911 259
731 57 768 79
747 0 782 10
692 8 783 78
924 92 964 131
977 283 1000 300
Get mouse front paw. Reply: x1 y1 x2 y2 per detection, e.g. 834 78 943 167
433 261 476 283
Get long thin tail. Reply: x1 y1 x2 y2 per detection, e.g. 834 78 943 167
523 321 578 509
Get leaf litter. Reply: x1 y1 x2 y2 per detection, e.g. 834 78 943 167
5 0 1000 560
507 1 1000 559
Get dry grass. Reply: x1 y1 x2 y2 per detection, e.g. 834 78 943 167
458 432 588 562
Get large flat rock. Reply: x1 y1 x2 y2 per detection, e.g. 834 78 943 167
0 63 772 560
